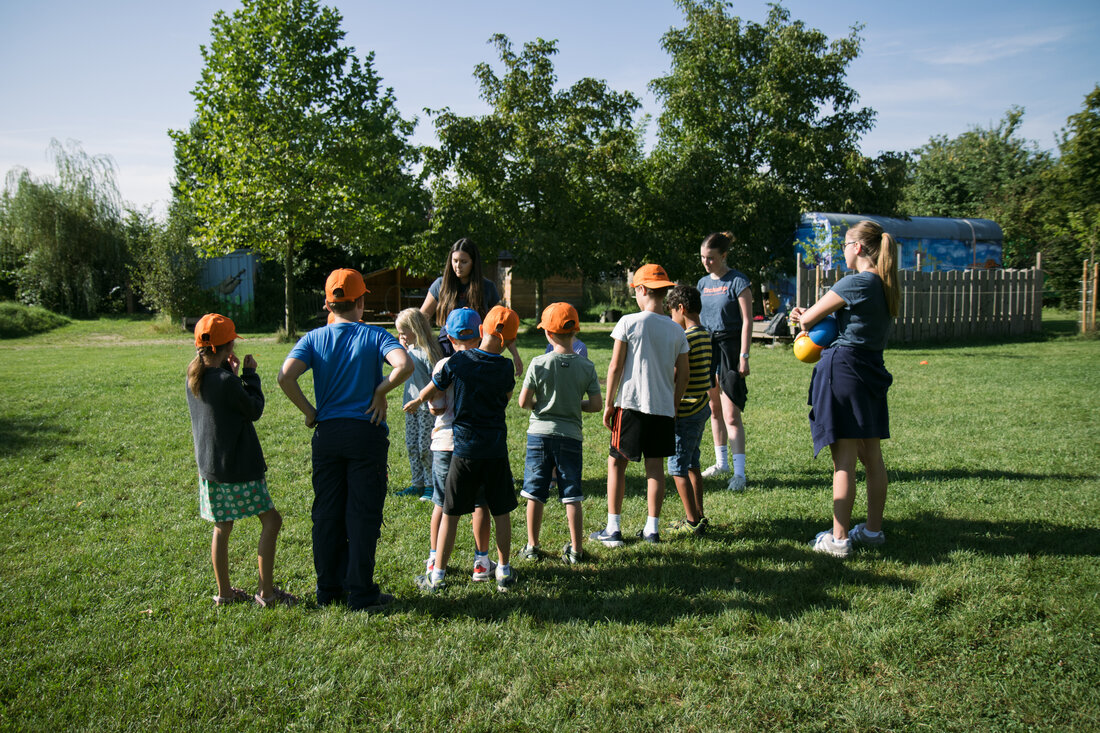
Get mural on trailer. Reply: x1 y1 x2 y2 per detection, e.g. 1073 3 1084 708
198 250 258 324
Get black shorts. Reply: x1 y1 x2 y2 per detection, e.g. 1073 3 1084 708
443 454 518 517
711 336 748 411
608 407 675 461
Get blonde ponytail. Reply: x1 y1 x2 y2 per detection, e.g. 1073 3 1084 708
187 348 211 398
878 233 900 317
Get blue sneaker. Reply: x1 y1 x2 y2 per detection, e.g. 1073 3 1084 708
415 573 446 593
495 565 516 592
396 485 420 497
636 529 660 544
589 528 624 548
418 486 433 502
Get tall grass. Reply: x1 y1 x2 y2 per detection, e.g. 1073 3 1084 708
0 314 1096 731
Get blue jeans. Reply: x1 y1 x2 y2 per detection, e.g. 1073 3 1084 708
667 405 711 477
430 449 451 508
310 418 389 609
521 434 584 504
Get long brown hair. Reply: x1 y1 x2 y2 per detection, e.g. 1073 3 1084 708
847 220 899 317
187 342 232 398
436 238 486 326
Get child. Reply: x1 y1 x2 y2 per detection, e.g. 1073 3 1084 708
665 285 712 536
543 336 588 358
422 308 497 582
394 308 443 500
405 305 520 592
186 313 296 607
518 303 602 564
789 220 899 558
592 264 690 546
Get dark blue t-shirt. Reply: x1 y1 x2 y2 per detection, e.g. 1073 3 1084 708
697 269 751 334
429 277 500 338
432 348 515 459
830 271 892 351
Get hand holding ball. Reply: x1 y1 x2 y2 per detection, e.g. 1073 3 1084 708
793 316 838 363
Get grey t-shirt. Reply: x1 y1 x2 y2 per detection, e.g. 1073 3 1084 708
522 352 600 442
831 271 892 351
697 269 751 334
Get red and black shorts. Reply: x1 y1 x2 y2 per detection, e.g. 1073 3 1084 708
608 407 675 462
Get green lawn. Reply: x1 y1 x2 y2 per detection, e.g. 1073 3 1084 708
1 313 1097 731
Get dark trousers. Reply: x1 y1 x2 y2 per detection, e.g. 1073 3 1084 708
311 418 389 609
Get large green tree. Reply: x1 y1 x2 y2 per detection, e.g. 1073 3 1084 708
0 140 130 317
647 0 879 292
171 0 426 335
1056 85 1100 263
410 34 643 310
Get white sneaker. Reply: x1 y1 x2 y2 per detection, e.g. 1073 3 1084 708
701 464 729 478
810 530 852 558
471 556 497 581
726 474 746 492
849 523 886 546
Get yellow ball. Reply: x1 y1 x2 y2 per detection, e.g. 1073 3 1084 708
794 334 823 363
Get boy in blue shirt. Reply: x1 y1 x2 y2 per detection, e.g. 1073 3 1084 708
518 303 602 564
404 305 521 592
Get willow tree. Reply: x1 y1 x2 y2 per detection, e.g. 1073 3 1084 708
171 0 425 335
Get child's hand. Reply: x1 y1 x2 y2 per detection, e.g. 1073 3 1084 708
602 404 615 431
227 354 240 376
398 333 409 348
243 354 257 370
402 398 421 414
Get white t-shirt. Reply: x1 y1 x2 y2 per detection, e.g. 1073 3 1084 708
429 357 455 452
610 310 689 417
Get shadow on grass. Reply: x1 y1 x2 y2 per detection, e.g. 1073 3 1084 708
744 466 1098 494
0 415 74 458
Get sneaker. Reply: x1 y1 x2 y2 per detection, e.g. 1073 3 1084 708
418 486 433 502
636 529 660 544
849 523 886 546
727 474 747 492
589 528 624 547
353 592 395 612
668 519 705 537
562 543 583 564
495 565 517 592
471 556 497 581
701 464 729 478
810 530 852 558
520 544 541 561
396 485 420 497
415 574 446 593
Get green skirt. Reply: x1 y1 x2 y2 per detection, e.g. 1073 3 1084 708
198 476 275 522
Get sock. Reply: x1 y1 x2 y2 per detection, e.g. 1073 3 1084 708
497 563 511 576
606 514 621 533
430 567 445 582
428 549 437 563
862 527 883 537
732 453 746 477
645 516 659 535
715 445 729 469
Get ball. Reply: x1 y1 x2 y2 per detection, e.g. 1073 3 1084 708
793 334 823 363
807 315 838 348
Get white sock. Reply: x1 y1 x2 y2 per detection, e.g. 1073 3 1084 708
430 567 445 582
606 514 621 533
645 516 659 535
715 445 729 468
497 563 511 576
862 527 883 537
732 453 746 477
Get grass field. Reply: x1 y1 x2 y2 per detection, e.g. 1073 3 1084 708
1 312 1097 731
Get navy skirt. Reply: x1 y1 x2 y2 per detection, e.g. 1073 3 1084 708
808 345 892 457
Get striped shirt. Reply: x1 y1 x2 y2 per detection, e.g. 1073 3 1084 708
679 325 712 418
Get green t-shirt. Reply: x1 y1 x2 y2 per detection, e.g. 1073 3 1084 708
522 351 601 442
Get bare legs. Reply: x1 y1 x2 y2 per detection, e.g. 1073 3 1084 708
212 521 233 598
707 386 745 456
211 509 282 598
828 438 887 539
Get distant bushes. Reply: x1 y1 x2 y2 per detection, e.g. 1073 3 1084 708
0 302 70 338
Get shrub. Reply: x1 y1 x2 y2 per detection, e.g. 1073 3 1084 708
0 301 70 338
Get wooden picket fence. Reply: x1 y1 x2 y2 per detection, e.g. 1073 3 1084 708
794 253 1045 343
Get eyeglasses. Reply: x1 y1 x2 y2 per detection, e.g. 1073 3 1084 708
844 240 859 249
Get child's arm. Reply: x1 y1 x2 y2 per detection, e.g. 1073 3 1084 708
277 357 317 427
581 389 603 413
369 348 412 425
673 351 690 407
517 387 536 410
404 380 441 414
232 354 265 421
602 338 627 430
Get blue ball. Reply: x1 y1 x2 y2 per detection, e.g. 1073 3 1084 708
808 315 838 347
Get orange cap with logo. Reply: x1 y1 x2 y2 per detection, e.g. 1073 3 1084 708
537 302 581 334
325 268 369 303
194 313 241 353
629 263 675 289
481 305 520 342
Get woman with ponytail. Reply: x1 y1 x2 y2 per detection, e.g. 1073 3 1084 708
789 220 899 558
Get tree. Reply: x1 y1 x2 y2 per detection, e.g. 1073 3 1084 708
0 140 129 317
647 0 878 296
410 35 644 312
1057 85 1100 263
170 0 426 336
127 202 216 321
901 107 1053 267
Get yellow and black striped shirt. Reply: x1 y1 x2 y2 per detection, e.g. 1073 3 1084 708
679 325 713 418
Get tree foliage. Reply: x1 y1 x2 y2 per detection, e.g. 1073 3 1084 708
127 202 216 322
411 35 643 307
170 0 426 335
1056 84 1100 263
647 0 879 290
0 140 130 317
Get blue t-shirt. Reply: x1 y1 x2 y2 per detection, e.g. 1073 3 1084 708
543 338 588 358
830 271 892 351
431 348 515 459
697 269 751 335
287 322 403 424
429 276 500 338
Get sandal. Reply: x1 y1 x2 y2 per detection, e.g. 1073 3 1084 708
212 587 252 606
254 587 299 607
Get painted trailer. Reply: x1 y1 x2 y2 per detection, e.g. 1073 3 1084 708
772 212 1003 306
197 249 258 324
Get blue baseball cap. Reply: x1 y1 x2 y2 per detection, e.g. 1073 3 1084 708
445 308 481 340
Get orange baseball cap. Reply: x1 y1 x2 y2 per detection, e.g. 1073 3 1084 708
194 313 241 352
629 263 675 289
537 302 581 334
481 305 520 341
325 268 369 303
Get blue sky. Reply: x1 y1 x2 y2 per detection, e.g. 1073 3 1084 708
1 0 1097 217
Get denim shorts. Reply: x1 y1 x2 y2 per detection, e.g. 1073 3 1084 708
667 404 711 476
521 434 584 504
430 450 452 508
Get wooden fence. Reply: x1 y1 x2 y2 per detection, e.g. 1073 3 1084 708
794 253 1045 343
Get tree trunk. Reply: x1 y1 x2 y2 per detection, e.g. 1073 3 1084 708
284 239 296 338
534 278 544 319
